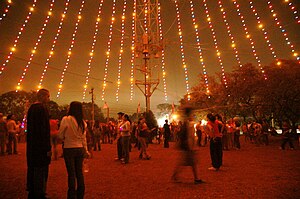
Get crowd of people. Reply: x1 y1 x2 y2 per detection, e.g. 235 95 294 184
0 88 299 198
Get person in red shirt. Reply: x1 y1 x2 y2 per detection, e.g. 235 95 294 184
206 113 223 171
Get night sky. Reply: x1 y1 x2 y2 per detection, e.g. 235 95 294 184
0 0 299 115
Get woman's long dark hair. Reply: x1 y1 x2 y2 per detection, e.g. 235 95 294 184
68 101 85 133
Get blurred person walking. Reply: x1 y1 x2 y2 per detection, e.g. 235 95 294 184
26 88 51 199
50 116 59 160
58 101 89 199
115 112 124 160
280 120 294 150
172 107 203 184
0 113 8 155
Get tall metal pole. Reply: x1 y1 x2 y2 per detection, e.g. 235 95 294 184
135 0 163 112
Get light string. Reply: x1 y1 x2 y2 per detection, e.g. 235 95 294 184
101 0 116 101
202 0 228 86
284 0 300 24
57 0 85 97
0 0 37 76
267 0 300 61
38 0 70 90
115 0 127 102
82 0 104 100
218 0 242 68
158 3 168 101
189 0 209 94
248 1 278 61
16 0 55 91
232 0 266 79
129 0 136 101
174 0 191 100
0 0 12 22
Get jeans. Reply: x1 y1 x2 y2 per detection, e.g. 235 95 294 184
117 136 123 159
63 148 85 199
122 136 130 163
27 165 49 199
210 137 223 169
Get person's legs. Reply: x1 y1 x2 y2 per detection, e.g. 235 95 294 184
74 148 85 199
64 148 76 199
117 137 123 159
122 136 130 163
13 134 18 153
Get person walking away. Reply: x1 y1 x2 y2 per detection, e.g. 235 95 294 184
0 113 8 155
58 101 89 199
50 116 59 160
26 88 52 199
172 107 203 184
163 120 171 148
137 117 151 160
280 121 294 150
6 114 19 155
195 121 202 147
206 113 223 171
119 114 131 164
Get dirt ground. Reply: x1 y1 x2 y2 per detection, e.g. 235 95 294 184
0 136 300 199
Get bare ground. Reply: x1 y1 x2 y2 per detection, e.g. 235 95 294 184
0 136 300 199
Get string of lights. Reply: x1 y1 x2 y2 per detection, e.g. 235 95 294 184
173 0 191 100
129 0 136 101
82 0 104 101
56 0 85 97
202 0 228 86
16 0 55 92
231 0 266 80
38 0 70 90
248 1 278 61
101 0 117 101
0 0 12 22
284 0 300 24
115 0 127 102
217 0 242 68
0 0 37 76
157 3 168 102
267 0 300 61
188 0 209 95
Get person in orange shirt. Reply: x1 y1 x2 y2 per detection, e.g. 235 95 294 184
50 116 59 160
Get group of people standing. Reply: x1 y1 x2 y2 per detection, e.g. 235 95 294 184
0 113 23 155
26 88 89 199
115 112 151 164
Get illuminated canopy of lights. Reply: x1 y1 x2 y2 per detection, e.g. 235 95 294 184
267 0 300 61
202 0 228 86
248 1 278 60
189 0 210 94
174 0 191 100
158 3 168 101
284 0 300 24
0 0 37 76
38 0 70 90
218 0 242 68
232 0 266 80
82 0 104 100
101 0 117 101
0 0 12 22
16 0 55 91
57 0 85 97
115 0 127 102
129 0 136 101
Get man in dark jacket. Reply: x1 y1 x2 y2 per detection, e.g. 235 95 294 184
26 89 51 199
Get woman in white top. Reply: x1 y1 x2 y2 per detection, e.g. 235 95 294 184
58 101 88 199
119 114 131 164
